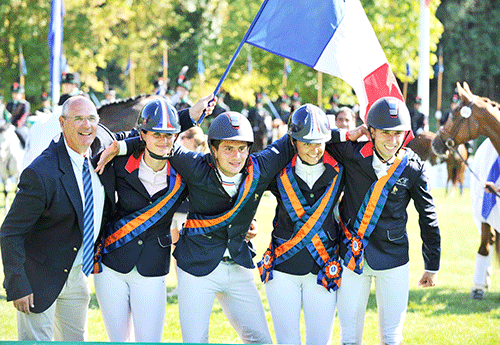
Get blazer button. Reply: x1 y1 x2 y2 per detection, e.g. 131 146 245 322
64 269 69 273
138 240 143 245
310 193 314 198
228 224 232 228
73 247 78 251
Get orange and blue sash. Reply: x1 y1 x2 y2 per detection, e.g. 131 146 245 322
342 149 409 274
102 159 186 254
181 157 261 235
258 153 343 291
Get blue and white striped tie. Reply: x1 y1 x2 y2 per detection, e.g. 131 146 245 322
82 158 94 276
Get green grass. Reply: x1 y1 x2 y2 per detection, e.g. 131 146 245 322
1 188 499 344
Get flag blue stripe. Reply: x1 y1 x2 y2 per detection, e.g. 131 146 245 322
246 0 345 67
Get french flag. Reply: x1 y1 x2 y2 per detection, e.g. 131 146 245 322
245 0 403 122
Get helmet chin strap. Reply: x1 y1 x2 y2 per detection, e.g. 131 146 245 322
146 147 171 160
142 131 179 161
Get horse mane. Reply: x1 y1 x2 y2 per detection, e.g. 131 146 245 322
97 94 148 111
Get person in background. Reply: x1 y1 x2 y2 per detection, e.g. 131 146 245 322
247 93 272 152
100 89 117 106
171 81 193 110
58 72 88 106
212 91 231 117
409 95 426 135
329 97 440 345
38 92 52 113
326 94 340 115
259 104 345 345
290 91 302 114
335 106 356 131
7 82 31 147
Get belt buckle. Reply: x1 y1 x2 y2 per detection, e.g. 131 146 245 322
221 256 233 263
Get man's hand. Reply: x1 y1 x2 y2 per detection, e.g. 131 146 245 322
418 271 437 288
189 94 217 123
245 219 258 241
347 124 370 141
95 140 119 175
13 294 34 315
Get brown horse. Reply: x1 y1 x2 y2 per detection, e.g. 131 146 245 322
407 131 439 165
445 143 467 196
407 131 466 195
97 94 162 132
432 82 500 156
432 81 500 299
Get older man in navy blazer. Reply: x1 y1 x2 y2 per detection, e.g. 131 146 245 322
0 96 113 341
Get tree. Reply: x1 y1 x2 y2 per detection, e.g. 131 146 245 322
436 0 500 101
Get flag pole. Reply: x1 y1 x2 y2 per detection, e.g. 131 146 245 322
435 47 443 129
317 71 323 108
198 0 271 124
163 46 168 84
19 45 25 90
49 0 63 109
129 59 135 97
282 58 288 90
417 0 430 131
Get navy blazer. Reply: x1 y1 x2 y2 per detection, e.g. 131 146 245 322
98 153 188 276
327 134 441 271
168 135 295 277
0 137 115 313
267 156 344 275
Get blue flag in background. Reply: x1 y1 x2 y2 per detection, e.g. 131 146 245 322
20 47 27 75
482 157 500 219
284 59 291 76
124 57 131 76
247 48 253 74
197 55 205 76
48 0 65 106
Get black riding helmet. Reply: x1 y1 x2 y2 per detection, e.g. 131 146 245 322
366 97 411 131
207 111 254 146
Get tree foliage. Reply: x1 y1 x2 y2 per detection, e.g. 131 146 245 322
1 0 444 110
436 0 500 101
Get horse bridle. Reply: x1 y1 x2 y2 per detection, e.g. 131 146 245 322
435 101 476 151
436 100 500 199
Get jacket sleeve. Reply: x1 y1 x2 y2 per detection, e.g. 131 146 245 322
254 134 295 179
410 163 441 271
0 168 47 301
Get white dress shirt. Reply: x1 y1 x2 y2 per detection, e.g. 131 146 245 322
64 140 105 268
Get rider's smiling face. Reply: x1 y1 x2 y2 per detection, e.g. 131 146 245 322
212 140 249 177
370 128 405 161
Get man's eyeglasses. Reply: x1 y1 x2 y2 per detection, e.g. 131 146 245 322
63 115 99 124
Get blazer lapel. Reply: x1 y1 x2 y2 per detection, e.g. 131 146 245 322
56 139 85 232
